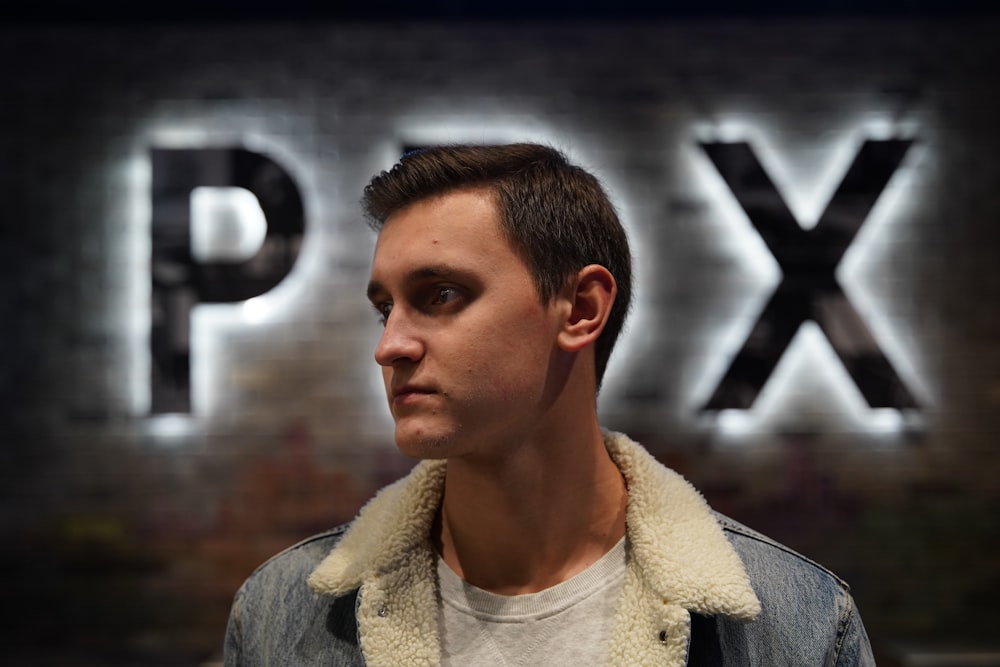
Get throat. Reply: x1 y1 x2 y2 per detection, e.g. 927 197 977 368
433 453 628 595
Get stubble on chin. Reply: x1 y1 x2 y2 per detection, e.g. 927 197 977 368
393 421 462 460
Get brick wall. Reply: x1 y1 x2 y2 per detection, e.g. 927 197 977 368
2 17 999 665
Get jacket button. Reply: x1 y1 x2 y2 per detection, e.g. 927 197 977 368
658 630 668 643
377 604 388 617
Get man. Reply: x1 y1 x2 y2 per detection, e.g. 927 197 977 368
224 143 875 665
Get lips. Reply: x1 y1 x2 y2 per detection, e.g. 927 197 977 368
390 384 437 407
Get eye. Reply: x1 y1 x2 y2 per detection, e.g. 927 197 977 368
431 286 459 306
373 302 392 326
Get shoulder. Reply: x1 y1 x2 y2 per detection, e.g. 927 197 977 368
237 524 351 598
701 513 874 666
713 512 851 598
225 525 364 664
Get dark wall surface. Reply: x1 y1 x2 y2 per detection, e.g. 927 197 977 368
2 10 999 665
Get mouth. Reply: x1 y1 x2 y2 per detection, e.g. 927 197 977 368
390 384 437 406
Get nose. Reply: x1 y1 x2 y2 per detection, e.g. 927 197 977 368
374 310 424 367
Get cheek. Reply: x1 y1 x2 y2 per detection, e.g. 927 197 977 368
448 296 557 393
471 323 553 387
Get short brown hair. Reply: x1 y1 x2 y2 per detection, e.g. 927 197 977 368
362 143 632 389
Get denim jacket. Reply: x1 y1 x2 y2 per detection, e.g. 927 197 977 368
225 432 875 666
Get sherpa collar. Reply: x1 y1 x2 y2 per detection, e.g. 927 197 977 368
605 432 761 619
308 431 760 621
308 454 446 597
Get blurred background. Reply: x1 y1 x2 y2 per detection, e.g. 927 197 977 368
2 1 999 665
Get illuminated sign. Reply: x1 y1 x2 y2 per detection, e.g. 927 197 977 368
698 138 919 412
150 147 305 413
142 128 922 428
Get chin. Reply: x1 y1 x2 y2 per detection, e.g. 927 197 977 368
393 425 458 460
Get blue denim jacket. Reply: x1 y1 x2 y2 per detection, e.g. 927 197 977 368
225 433 875 666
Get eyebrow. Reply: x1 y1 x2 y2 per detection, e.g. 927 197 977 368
366 264 479 302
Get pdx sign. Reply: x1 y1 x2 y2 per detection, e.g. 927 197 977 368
148 137 919 418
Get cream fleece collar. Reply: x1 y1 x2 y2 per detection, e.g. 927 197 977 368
308 431 759 621
606 432 760 619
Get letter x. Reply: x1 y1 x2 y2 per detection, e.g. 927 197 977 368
699 138 918 412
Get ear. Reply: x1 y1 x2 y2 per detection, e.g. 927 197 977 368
556 264 617 353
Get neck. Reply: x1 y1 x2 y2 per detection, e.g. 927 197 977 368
434 421 627 595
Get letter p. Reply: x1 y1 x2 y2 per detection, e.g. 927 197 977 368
149 147 304 414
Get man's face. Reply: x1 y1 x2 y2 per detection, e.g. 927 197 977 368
366 188 567 460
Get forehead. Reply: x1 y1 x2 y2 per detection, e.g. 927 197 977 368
370 188 514 276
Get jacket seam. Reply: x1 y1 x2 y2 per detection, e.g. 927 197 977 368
246 524 350 582
832 589 857 665
714 513 850 593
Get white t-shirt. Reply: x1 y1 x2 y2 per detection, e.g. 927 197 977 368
438 538 627 666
